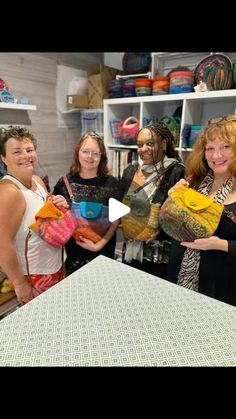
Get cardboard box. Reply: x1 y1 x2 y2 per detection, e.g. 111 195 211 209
88 64 122 109
66 94 89 109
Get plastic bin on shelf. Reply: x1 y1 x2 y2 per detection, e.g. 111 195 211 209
81 109 104 135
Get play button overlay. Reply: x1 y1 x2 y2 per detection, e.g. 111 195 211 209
108 198 130 222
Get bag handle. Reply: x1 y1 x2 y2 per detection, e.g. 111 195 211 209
160 115 180 127
122 116 139 127
223 207 236 224
133 162 177 194
25 230 32 282
63 175 73 200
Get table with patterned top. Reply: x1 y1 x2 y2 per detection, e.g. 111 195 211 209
0 255 236 366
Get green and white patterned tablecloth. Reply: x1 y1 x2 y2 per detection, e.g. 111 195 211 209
0 255 236 366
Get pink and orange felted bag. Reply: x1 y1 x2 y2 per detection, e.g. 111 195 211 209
29 200 77 247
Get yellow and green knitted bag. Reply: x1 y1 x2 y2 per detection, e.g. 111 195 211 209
159 185 224 241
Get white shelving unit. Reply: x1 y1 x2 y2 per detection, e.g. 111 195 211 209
103 89 236 158
0 103 36 111
60 108 83 114
116 72 152 80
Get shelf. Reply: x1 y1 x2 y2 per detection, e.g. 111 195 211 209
103 88 236 154
0 103 37 111
60 108 88 114
116 72 152 80
105 89 236 105
107 144 137 149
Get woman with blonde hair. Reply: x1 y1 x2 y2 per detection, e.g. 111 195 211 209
168 115 236 306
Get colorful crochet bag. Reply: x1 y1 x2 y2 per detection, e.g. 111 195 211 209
29 200 77 247
121 195 160 241
63 175 111 243
159 115 181 147
115 116 140 145
71 200 111 243
159 185 224 241
121 163 177 241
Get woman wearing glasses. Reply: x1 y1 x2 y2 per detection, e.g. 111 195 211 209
53 131 123 275
167 115 236 306
120 122 185 279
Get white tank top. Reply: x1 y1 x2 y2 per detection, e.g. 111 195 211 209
3 175 62 275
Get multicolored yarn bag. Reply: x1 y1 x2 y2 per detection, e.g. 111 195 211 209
122 195 160 241
115 116 140 145
121 163 177 241
159 115 181 147
71 201 111 243
63 176 111 243
29 200 77 247
159 185 224 241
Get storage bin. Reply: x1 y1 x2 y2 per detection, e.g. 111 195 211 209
109 118 122 141
188 125 203 148
81 109 104 135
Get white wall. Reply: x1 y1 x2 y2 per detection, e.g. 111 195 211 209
0 53 103 189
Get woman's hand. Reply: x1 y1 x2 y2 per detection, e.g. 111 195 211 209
168 178 189 196
180 236 228 252
145 229 160 244
14 281 34 304
50 194 69 208
75 237 101 252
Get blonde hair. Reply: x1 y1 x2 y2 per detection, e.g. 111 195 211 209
185 118 236 189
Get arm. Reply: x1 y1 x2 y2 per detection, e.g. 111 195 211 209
180 236 229 251
34 175 69 208
52 176 71 206
0 183 33 303
76 219 120 252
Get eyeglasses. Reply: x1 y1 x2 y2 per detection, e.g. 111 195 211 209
208 115 236 124
79 148 102 159
86 131 102 139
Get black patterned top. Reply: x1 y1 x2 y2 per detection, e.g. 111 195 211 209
53 173 123 274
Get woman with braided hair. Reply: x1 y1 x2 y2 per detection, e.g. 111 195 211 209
120 122 185 279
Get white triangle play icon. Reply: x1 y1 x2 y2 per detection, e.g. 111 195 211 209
108 198 130 222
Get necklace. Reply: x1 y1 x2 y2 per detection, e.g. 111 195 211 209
7 174 47 202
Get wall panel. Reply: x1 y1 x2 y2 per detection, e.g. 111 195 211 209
0 52 103 188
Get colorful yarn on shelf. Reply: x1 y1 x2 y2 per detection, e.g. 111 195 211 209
123 79 136 97
169 71 194 94
109 79 123 98
135 78 152 96
152 76 170 95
